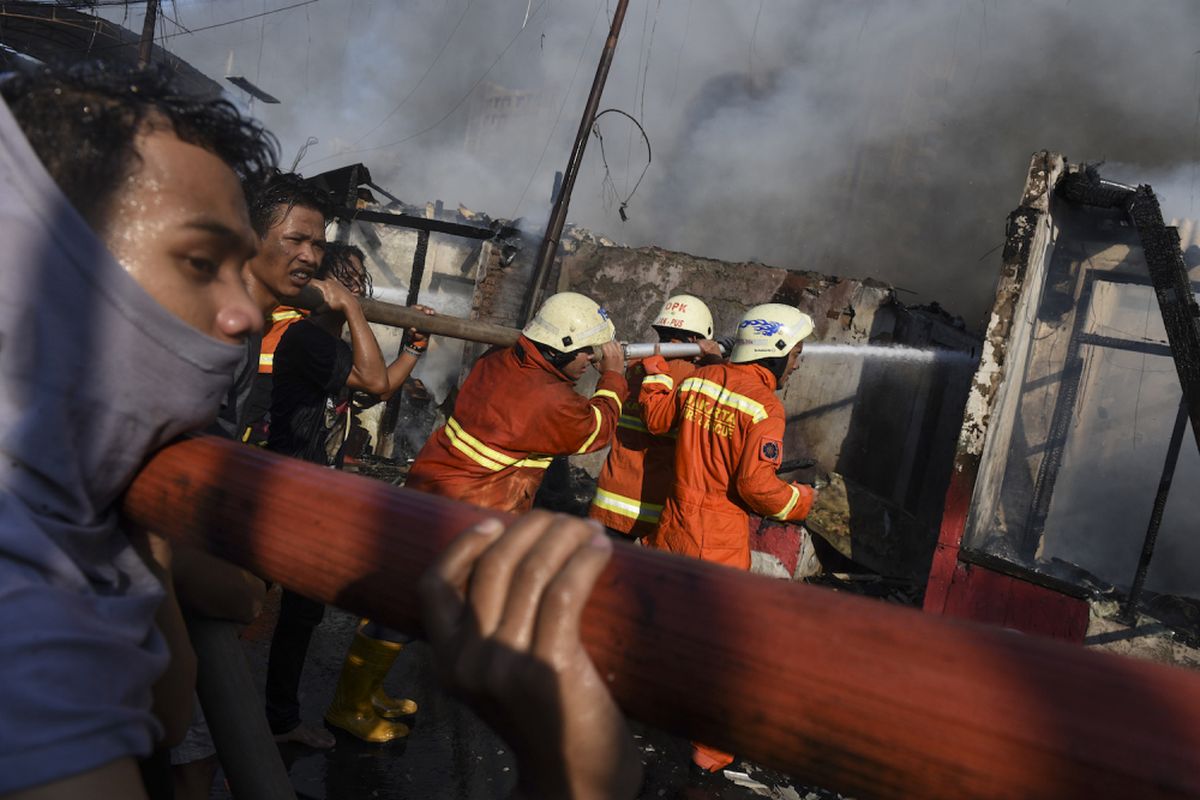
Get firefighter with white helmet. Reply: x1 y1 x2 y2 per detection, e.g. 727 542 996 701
639 301 817 773
523 290 618 352
589 293 721 537
727 302 815 364
651 293 714 339
406 292 626 513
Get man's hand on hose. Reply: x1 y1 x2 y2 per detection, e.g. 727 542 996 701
697 339 724 363
405 303 436 354
418 512 642 800
309 276 356 314
592 340 624 375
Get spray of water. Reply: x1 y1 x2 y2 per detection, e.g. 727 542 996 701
624 340 978 366
802 343 977 367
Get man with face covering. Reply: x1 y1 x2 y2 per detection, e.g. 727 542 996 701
0 64 274 797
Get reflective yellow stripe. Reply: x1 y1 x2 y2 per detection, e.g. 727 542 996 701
258 352 274 367
617 413 648 432
576 406 605 454
513 456 553 469
591 488 663 523
271 309 304 323
769 484 801 521
445 417 553 472
445 424 508 471
642 373 674 390
616 413 677 439
678 378 768 423
448 417 518 466
592 388 623 413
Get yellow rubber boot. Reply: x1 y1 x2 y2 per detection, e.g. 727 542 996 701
372 684 418 720
324 631 412 742
352 621 418 720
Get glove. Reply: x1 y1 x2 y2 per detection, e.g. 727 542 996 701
642 354 669 375
405 330 429 352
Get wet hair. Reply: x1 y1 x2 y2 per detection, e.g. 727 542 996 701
653 325 702 344
317 241 372 297
246 168 334 238
0 60 278 230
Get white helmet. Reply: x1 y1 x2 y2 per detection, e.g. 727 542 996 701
524 291 616 352
729 303 815 364
652 294 713 339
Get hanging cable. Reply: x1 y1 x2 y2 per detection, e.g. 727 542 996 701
290 136 319 172
591 108 651 222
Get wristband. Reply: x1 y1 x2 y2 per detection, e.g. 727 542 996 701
404 344 426 357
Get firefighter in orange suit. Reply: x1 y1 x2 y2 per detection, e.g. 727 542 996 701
588 294 721 538
406 292 627 513
640 303 818 772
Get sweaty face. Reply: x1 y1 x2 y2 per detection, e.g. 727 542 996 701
249 204 327 301
103 125 262 344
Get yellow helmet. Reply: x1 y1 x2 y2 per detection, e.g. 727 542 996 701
523 292 616 352
652 294 713 339
729 304 815 364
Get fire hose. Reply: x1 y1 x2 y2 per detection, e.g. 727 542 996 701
291 287 716 359
123 435 1200 800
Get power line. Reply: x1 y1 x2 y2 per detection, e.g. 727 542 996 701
510 0 607 220
90 0 318 49
350 0 477 149
749 0 764 82
625 0 650 195
667 0 692 108
162 0 317 39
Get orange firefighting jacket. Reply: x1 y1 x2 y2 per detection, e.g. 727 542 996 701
588 357 699 536
639 356 814 569
406 336 628 513
257 306 307 374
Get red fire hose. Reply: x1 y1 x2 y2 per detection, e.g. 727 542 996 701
123 435 1200 800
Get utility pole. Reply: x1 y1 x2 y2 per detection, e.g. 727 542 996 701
137 0 159 70
522 0 630 325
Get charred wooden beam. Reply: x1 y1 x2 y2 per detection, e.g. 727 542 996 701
338 207 514 241
1127 186 1200 454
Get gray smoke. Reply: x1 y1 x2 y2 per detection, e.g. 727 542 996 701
126 0 1200 327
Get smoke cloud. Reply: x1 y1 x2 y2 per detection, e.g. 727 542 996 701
130 0 1200 327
